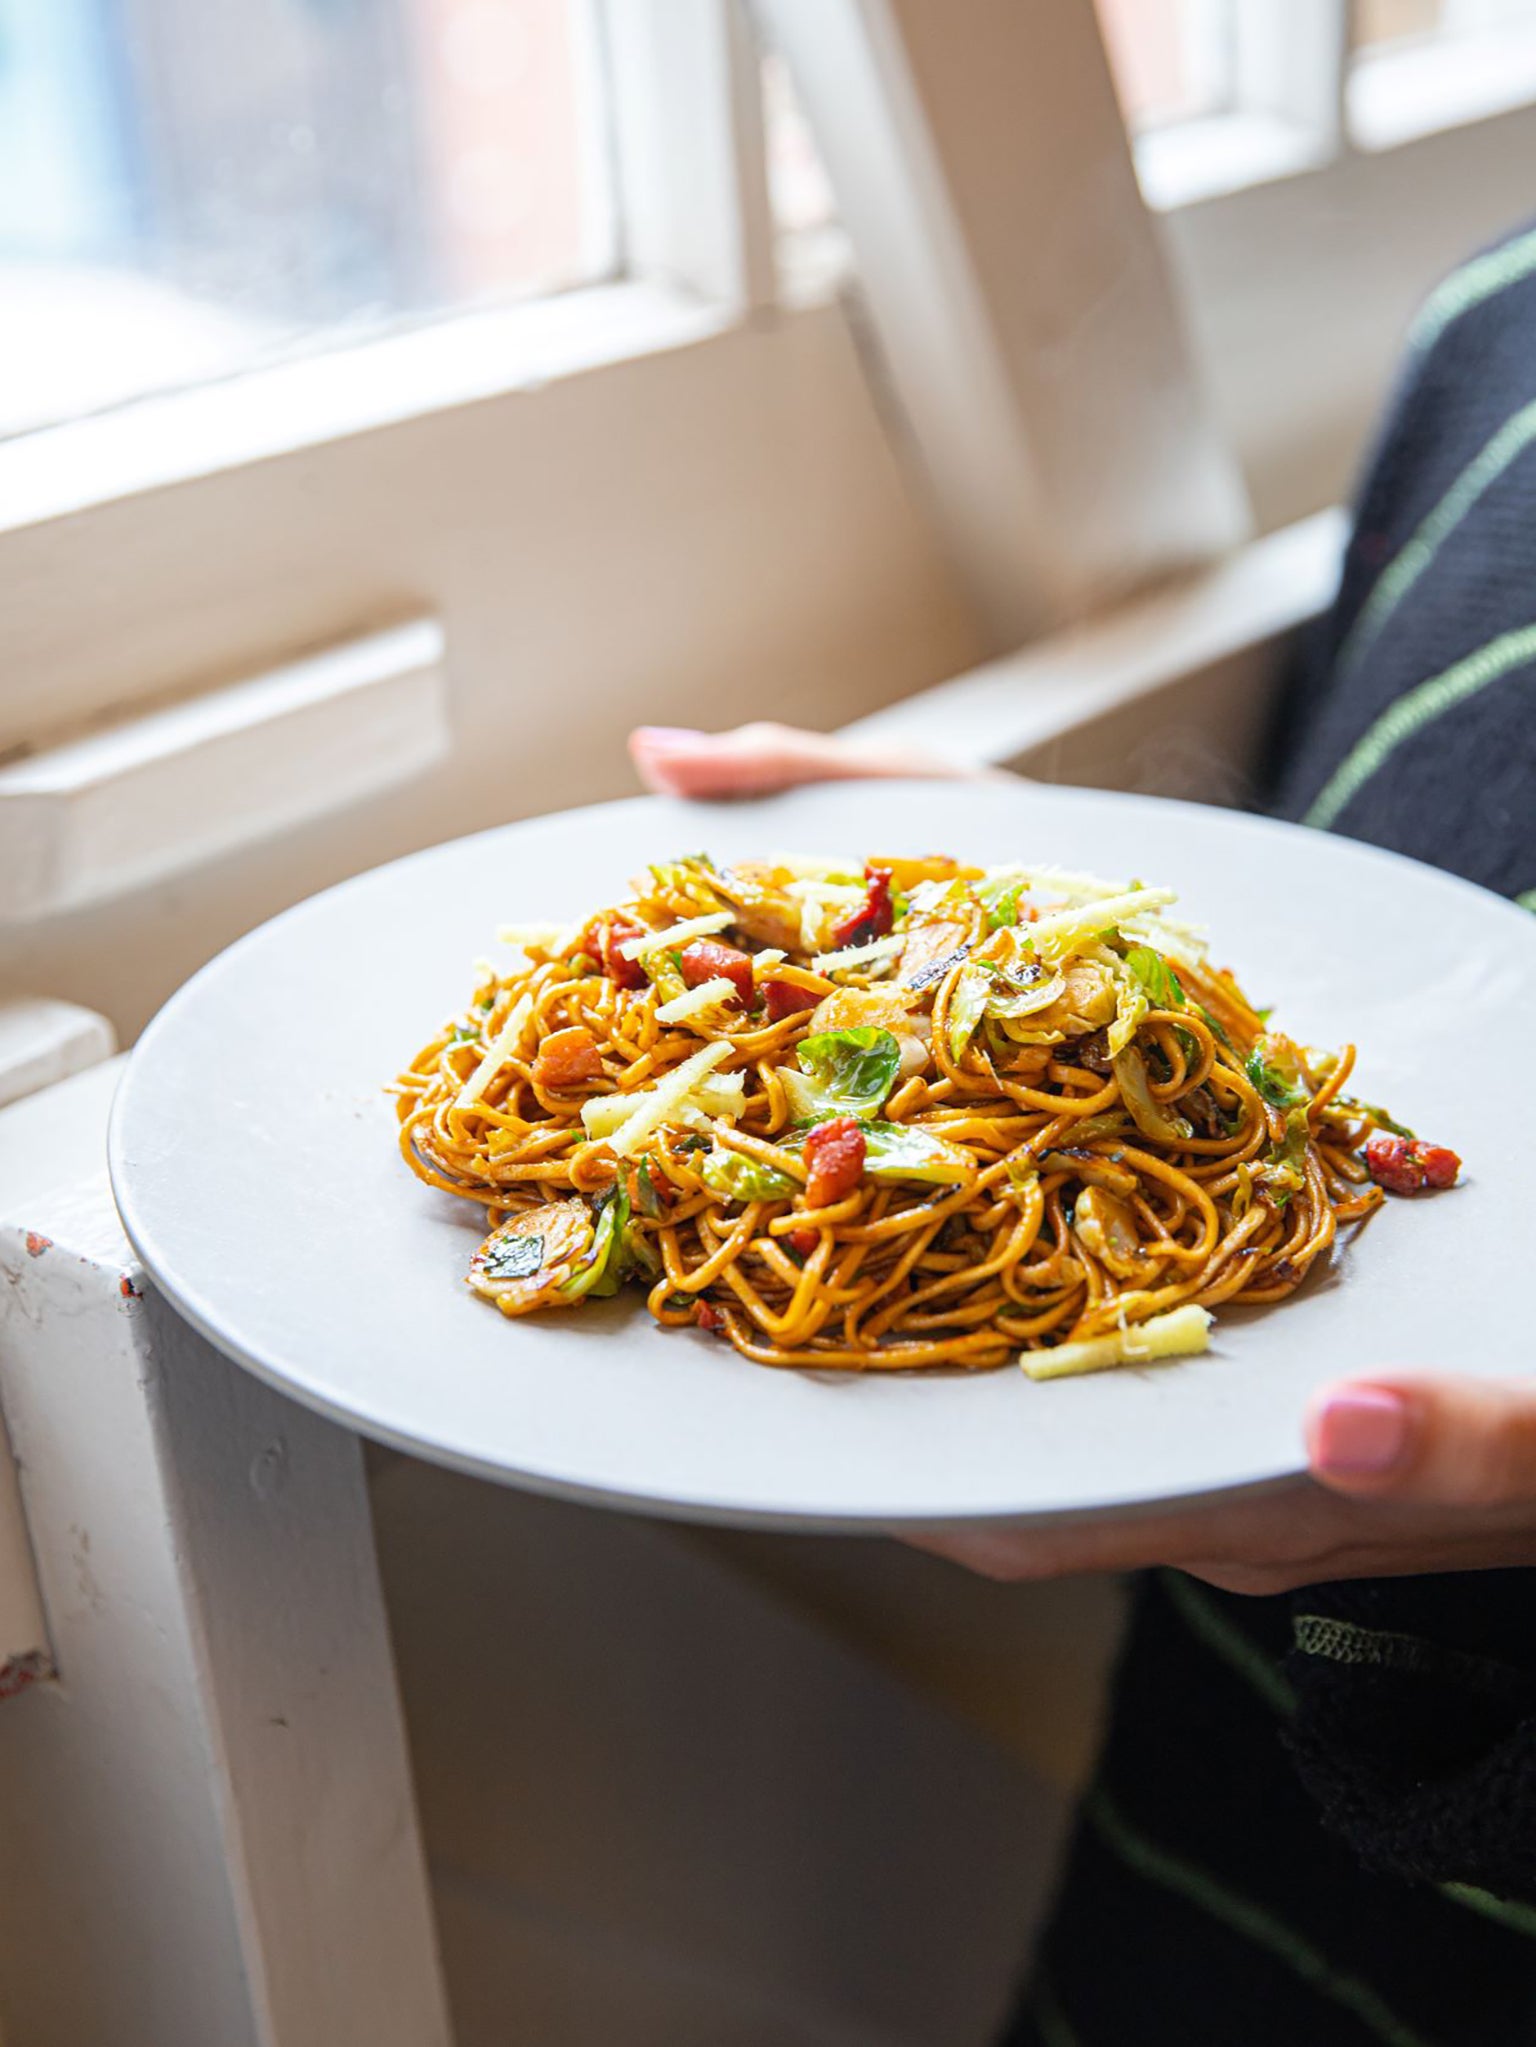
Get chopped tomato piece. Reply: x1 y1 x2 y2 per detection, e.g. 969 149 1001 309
762 978 820 1022
679 939 754 1007
1365 1132 1462 1195
803 1116 867 1208
600 916 649 990
830 868 895 950
533 1025 605 1091
695 1300 727 1335
787 1227 820 1259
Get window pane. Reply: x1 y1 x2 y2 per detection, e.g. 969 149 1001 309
1349 0 1536 147
762 52 835 236
1355 0 1443 45
0 0 614 439
1355 0 1536 46
1095 0 1235 130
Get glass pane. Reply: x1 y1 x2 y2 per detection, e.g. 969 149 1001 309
762 51 835 236
1354 0 1444 46
0 0 614 439
1096 0 1236 130
1354 0 1536 46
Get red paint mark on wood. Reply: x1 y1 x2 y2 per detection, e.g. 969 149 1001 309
24 1233 51 1258
119 1275 141 1300
0 1651 53 1702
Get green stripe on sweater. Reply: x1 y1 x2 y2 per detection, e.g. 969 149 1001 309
1159 1568 1295 1714
1411 227 1536 356
1336 398 1536 684
1087 1789 1435 2047
1029 1973 1083 2047
1303 621 1536 829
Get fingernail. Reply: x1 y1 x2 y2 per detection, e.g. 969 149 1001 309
1312 1389 1410 1475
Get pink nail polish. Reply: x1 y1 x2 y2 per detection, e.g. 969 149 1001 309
1312 1389 1409 1475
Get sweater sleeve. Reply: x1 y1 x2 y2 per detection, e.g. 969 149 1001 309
1284 1570 1536 1902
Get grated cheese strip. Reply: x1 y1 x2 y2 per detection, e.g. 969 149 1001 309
455 993 534 1108
580 1073 745 1142
1021 1305 1212 1381
495 921 572 950
656 977 736 1024
767 852 862 881
581 1041 734 1157
811 933 908 973
619 913 733 960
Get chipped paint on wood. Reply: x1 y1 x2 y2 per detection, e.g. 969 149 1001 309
0 1650 52 1702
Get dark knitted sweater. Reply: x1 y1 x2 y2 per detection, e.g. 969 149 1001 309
1005 221 1536 2047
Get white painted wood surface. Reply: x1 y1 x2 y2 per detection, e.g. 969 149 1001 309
0 1164 451 2047
843 506 1345 795
753 0 1250 645
0 997 115 1110
605 0 777 314
0 1421 47 1709
0 620 449 921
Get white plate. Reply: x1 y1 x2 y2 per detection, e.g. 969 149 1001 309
108 780 1536 1531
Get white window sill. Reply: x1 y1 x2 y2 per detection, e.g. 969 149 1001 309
1349 28 1536 152
0 278 740 535
1135 111 1332 213
840 508 1346 794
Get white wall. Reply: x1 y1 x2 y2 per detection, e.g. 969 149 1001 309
1 298 983 1037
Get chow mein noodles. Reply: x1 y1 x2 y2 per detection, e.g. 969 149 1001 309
395 852 1458 1377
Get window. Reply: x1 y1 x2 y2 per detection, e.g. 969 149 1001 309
1349 0 1536 146
1090 0 1536 526
0 0 614 438
1094 0 1236 132
761 51 834 237
1097 0 1536 205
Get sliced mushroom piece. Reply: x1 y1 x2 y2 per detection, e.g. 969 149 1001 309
468 1199 594 1316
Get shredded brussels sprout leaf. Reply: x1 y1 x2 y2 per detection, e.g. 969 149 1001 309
699 1145 798 1203
781 1026 901 1123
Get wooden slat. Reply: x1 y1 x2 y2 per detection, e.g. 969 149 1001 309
0 1175 451 2046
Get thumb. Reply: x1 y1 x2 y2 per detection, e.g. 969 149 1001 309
1305 1374 1536 1506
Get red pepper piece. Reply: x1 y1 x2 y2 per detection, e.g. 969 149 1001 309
1418 1143 1462 1190
803 1116 867 1208
679 939 755 1007
695 1300 727 1335
762 978 819 1022
787 1227 820 1259
533 1025 605 1091
829 868 895 950
1365 1132 1462 1195
600 916 649 990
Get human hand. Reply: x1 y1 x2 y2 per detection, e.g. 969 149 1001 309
911 1375 1536 1594
626 723 1527 1596
629 721 980 798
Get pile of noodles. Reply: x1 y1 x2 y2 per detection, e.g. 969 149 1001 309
394 852 1403 1377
